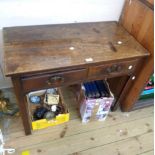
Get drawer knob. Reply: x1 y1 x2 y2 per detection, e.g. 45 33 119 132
106 67 112 73
111 65 117 72
46 76 64 85
116 65 123 72
106 65 122 73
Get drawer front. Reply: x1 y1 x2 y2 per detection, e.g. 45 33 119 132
22 69 87 92
88 59 139 79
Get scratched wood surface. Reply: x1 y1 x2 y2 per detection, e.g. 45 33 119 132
1 87 153 155
3 21 149 76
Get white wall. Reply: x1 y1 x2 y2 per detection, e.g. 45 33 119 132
0 0 125 88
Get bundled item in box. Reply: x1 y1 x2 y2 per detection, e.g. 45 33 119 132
27 88 69 130
77 80 114 123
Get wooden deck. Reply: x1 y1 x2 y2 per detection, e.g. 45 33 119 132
0 88 154 155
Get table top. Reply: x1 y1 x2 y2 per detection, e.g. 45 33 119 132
3 21 149 76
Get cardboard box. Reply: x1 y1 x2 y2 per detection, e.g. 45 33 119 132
76 81 114 123
27 89 69 130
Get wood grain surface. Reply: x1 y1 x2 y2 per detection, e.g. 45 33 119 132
120 0 154 111
3 21 149 76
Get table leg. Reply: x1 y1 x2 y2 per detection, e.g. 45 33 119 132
111 75 135 112
12 77 31 135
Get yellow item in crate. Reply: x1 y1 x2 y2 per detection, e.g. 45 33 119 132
22 150 30 155
32 113 69 130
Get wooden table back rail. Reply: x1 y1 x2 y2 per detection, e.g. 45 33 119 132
3 21 149 135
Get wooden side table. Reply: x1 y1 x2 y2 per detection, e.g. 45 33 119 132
3 22 149 135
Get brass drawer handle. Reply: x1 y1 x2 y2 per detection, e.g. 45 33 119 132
106 67 112 73
106 65 123 73
116 65 123 72
46 76 64 85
